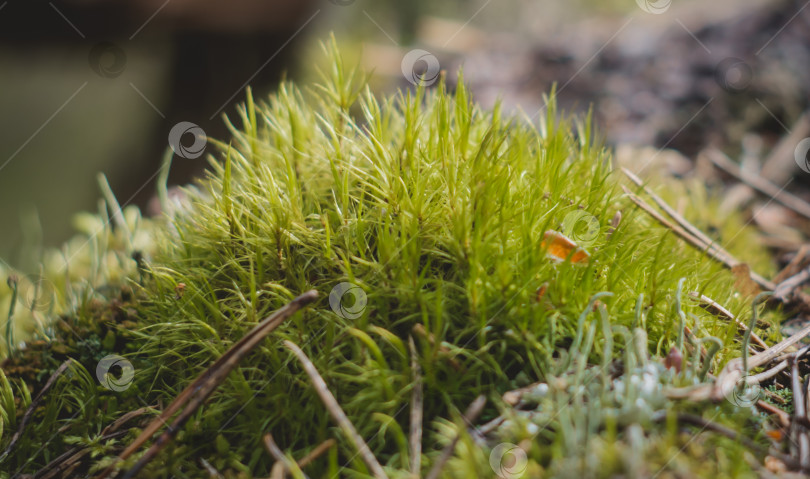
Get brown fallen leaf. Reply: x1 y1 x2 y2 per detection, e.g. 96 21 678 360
732 264 762 297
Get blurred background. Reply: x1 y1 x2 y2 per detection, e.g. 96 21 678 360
0 0 808 272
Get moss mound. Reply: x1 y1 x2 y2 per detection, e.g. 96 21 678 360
0 39 783 478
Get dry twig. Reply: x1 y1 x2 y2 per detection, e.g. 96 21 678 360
621 185 775 290
284 340 389 479
34 406 155 479
652 411 800 470
424 395 486 479
263 433 304 479
297 439 336 468
623 168 738 260
712 322 810 402
789 355 810 469
775 266 810 301
774 245 810 284
688 292 768 350
408 336 423 477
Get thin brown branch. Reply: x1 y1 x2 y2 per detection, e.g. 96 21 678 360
503 382 546 407
706 148 810 220
712 321 810 402
775 266 810 301
408 336 423 478
33 406 154 479
749 360 789 384
652 411 801 470
263 433 300 478
284 340 388 479
424 395 486 479
774 246 810 284
97 290 319 479
757 400 791 428
34 430 129 479
621 185 775 290
623 167 738 262
264 438 335 479
670 321 810 404
297 439 336 468
688 292 768 350
790 356 810 469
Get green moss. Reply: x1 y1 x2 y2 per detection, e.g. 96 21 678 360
0 38 783 478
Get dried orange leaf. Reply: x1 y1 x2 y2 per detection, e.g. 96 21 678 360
541 230 590 263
